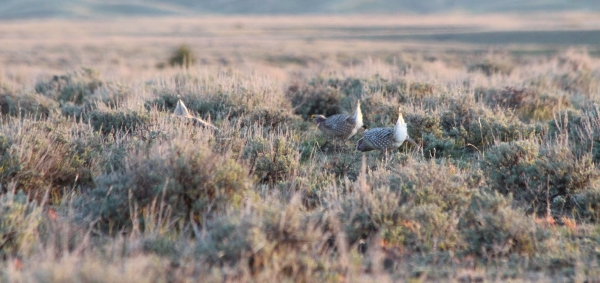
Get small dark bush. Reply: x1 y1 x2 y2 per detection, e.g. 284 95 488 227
241 107 299 129
468 60 514 76
547 109 600 162
244 136 299 184
459 190 550 257
0 87 58 118
287 80 344 120
89 110 151 135
0 134 20 187
79 144 251 233
35 68 103 104
195 201 332 281
168 45 196 68
0 189 41 258
441 96 544 149
480 87 570 121
343 159 477 252
0 120 98 200
482 140 599 215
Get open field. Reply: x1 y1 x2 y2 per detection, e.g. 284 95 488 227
1 14 600 282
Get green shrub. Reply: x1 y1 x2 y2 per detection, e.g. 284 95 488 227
287 80 345 120
459 190 550 257
0 120 99 200
421 133 457 158
547 109 600 162
243 136 299 184
35 68 103 105
0 87 58 118
556 69 598 95
482 140 599 214
480 87 570 121
0 133 20 186
241 107 298 129
0 189 41 258
381 204 462 253
468 59 514 76
78 143 251 233
195 201 333 281
566 187 600 222
89 109 151 135
168 45 196 68
441 96 544 149
342 159 476 252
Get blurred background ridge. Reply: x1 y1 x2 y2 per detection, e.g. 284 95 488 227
1 0 599 19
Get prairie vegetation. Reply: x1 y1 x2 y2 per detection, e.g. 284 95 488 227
1 14 600 282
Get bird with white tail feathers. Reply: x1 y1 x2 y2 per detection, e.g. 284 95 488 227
311 100 363 141
356 108 418 154
173 99 219 131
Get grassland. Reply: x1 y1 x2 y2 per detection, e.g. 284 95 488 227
1 14 600 282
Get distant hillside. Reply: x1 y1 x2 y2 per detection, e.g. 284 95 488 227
0 0 598 19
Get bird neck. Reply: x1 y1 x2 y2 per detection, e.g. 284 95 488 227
352 106 363 126
394 116 405 141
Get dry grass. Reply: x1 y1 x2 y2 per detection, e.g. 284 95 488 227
1 15 600 282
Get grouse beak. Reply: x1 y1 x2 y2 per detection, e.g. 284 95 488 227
407 137 418 148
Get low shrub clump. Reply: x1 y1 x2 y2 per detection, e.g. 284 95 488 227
88 109 151 135
480 87 570 121
459 190 550 257
0 119 99 200
0 87 58 118
168 45 197 68
468 59 514 76
482 140 599 215
78 142 251 233
0 189 42 258
195 199 337 282
35 68 103 105
243 136 299 185
342 159 478 254
287 80 345 120
441 96 544 150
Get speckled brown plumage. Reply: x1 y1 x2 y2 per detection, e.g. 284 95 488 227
356 108 417 153
312 100 363 141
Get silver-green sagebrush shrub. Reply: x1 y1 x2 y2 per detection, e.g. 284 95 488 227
195 199 335 281
89 109 151 135
287 79 345 120
0 119 99 200
0 86 58 118
342 159 478 253
243 136 299 185
0 188 42 258
441 96 545 150
482 140 599 215
35 68 103 105
459 190 550 257
548 109 600 163
480 87 570 122
468 59 514 76
78 142 251 233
